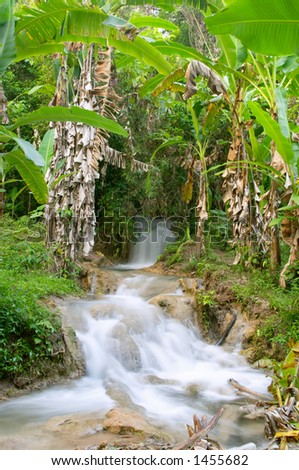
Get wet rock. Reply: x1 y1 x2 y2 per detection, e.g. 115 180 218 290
143 375 177 386
111 323 142 371
105 380 144 413
45 413 103 436
149 294 198 325
79 264 120 295
94 270 120 295
60 323 85 378
103 408 168 439
185 383 202 397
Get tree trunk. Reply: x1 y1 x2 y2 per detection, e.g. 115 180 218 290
262 145 283 272
279 207 299 288
222 82 252 264
45 45 102 271
0 81 9 217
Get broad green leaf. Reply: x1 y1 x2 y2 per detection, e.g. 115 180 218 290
1 128 45 166
291 194 299 205
153 40 209 62
129 16 179 33
3 150 48 204
115 55 136 69
217 34 247 71
110 36 172 75
103 14 179 33
13 137 45 167
28 84 56 96
123 0 209 11
206 0 299 56
152 67 186 97
277 204 299 212
268 217 284 227
16 44 65 62
274 88 290 139
15 1 108 52
150 136 184 164
248 101 295 166
249 128 271 164
0 126 15 142
9 106 128 137
39 129 54 173
63 10 115 41
277 55 299 74
15 2 172 75
0 0 16 75
139 74 165 98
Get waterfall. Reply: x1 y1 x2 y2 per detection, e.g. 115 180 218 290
0 271 271 450
127 218 174 268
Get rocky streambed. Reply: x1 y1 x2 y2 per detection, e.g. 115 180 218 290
0 261 273 450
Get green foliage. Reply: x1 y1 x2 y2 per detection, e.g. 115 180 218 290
206 0 299 56
232 266 299 354
196 288 216 307
0 278 60 380
0 216 82 381
0 0 16 76
9 105 128 136
268 341 299 403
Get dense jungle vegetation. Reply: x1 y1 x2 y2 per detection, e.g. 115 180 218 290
0 0 298 392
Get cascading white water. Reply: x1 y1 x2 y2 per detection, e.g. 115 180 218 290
0 271 272 450
127 219 174 268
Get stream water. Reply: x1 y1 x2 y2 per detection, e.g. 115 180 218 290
0 226 272 450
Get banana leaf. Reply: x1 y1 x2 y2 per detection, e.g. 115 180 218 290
206 0 299 56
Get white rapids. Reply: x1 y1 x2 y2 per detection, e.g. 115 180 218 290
0 270 271 449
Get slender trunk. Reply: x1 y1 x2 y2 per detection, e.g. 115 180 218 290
196 170 208 257
262 140 282 271
45 45 101 271
0 81 9 217
222 82 252 264
279 205 299 288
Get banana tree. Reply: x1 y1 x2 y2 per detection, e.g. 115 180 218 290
205 0 299 281
1 0 177 267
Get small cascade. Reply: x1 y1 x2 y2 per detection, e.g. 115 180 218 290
88 271 97 296
0 271 271 450
127 219 174 268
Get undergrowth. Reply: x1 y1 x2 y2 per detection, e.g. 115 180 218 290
0 216 82 383
160 239 299 359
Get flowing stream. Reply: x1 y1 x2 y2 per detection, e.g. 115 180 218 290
0 227 272 450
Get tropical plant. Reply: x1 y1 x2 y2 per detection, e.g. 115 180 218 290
204 0 299 282
205 0 299 57
1 0 179 267
141 0 298 286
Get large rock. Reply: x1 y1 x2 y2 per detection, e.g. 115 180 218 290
79 263 120 295
110 323 142 371
103 408 167 439
149 294 198 326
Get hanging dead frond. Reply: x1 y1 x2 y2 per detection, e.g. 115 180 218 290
131 158 154 173
49 56 68 108
183 60 227 100
182 169 194 204
93 47 121 125
0 81 9 125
